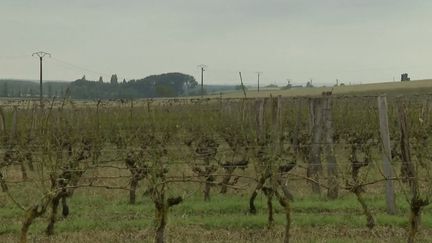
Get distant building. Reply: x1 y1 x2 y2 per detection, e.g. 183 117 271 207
401 73 410 81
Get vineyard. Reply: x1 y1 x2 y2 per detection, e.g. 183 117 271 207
0 94 432 243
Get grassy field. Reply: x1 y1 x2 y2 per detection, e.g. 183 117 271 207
208 79 432 98
1 162 431 243
1 191 431 242
1 188 432 242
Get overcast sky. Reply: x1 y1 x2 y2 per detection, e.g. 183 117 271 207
0 0 431 86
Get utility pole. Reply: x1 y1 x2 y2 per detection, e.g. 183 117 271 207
197 64 207 98
32 51 51 107
239 72 247 98
256 72 262 93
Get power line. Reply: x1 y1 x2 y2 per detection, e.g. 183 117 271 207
51 57 133 82
0 54 31 60
51 57 111 77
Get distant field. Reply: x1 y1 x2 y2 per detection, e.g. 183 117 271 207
206 79 432 99
1 80 431 107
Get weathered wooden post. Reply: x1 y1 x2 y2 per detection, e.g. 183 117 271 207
323 97 338 199
241 99 247 123
0 107 6 136
377 96 397 215
0 107 6 191
248 98 266 215
256 99 264 142
147 99 152 113
271 96 282 150
397 102 415 192
273 95 294 243
308 98 323 194
291 99 302 154
10 106 17 141
397 101 430 243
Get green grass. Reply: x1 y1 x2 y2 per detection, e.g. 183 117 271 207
2 192 431 235
1 188 432 243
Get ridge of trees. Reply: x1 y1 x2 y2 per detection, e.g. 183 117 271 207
0 72 199 99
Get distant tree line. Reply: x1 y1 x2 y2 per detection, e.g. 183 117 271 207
0 80 68 98
0 72 199 99
70 72 198 99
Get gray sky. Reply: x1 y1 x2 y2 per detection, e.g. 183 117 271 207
1 0 431 86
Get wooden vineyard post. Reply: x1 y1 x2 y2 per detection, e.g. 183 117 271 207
241 98 247 123
147 99 152 113
308 98 323 194
219 92 223 110
271 96 282 150
248 98 266 215
397 102 416 193
291 99 302 154
272 95 294 243
255 99 264 142
308 98 314 134
323 97 338 199
10 106 17 142
0 107 5 133
397 101 430 243
377 96 397 215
